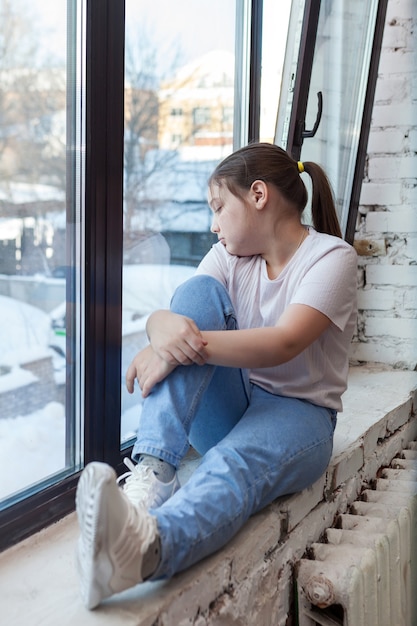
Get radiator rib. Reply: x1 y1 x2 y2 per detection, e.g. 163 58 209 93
297 441 417 626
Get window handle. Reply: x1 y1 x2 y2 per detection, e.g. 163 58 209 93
301 91 323 139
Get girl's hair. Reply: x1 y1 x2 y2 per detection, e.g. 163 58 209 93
209 142 342 238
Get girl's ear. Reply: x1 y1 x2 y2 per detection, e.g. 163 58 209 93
250 179 268 209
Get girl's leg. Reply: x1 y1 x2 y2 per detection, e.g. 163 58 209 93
152 386 337 579
132 275 250 466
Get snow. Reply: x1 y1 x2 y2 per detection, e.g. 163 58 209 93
122 263 195 316
0 402 66 500
0 366 37 393
0 264 195 500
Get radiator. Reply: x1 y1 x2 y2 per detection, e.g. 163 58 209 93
296 441 417 626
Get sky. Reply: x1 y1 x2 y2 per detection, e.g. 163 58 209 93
126 0 236 66
29 0 291 78
8 0 291 142
26 0 237 70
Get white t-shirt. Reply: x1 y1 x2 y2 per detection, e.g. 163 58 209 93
196 227 357 411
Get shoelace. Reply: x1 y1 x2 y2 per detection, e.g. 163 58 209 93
117 457 156 504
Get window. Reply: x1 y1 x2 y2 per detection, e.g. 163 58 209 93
0 0 83 545
0 0 387 550
192 106 212 128
275 0 388 241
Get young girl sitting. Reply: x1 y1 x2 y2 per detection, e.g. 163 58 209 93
75 142 357 609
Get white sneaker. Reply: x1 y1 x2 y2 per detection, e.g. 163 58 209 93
117 457 180 508
75 461 158 610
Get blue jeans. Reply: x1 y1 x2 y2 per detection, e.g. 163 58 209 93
132 275 337 579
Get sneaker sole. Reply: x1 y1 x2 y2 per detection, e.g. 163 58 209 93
75 462 116 609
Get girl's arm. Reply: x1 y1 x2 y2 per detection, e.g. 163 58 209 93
201 303 331 368
146 304 331 369
128 305 330 397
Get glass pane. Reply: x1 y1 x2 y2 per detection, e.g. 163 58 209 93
291 0 379 234
122 0 238 445
0 0 84 502
259 0 292 143
275 0 307 149
302 0 378 232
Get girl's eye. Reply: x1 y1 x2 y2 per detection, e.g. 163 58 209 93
214 206 222 214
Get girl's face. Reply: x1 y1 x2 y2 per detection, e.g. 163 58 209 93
208 182 263 257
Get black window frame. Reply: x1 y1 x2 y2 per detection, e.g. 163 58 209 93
284 0 388 244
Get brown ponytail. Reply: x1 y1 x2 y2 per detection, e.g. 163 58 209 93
303 161 342 238
209 143 342 239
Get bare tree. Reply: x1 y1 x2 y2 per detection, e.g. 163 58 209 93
123 29 218 236
0 0 66 202
123 30 183 233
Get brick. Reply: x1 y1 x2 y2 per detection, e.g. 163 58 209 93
350 339 417 368
402 185 417 204
400 238 417 264
354 238 387 257
357 288 396 310
404 288 417 309
371 102 417 127
410 129 417 151
366 263 417 286
330 444 364 490
368 155 416 180
367 128 405 152
362 419 388 458
380 23 407 49
386 0 417 22
412 73 417 103
374 77 409 106
365 315 417 339
365 209 417 233
277 475 326 534
359 181 402 205
385 398 414 433
226 509 286 580
378 49 415 76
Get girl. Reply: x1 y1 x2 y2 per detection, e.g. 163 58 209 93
76 143 357 609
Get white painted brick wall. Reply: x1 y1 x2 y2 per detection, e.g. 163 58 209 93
410 129 417 151
357 288 399 311
366 264 417 288
353 0 417 369
366 209 417 233
359 181 402 205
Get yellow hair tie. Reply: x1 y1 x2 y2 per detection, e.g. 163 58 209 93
297 161 304 174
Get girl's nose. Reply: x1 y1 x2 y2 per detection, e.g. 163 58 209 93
210 217 219 233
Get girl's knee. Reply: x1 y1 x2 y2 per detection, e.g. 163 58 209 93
171 275 236 330
173 275 224 300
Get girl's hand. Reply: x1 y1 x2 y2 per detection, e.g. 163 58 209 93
146 310 208 366
126 345 177 398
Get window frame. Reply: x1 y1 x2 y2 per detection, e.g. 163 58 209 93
280 0 388 244
83 0 125 469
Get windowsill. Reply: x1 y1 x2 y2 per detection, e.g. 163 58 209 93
1 365 416 625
